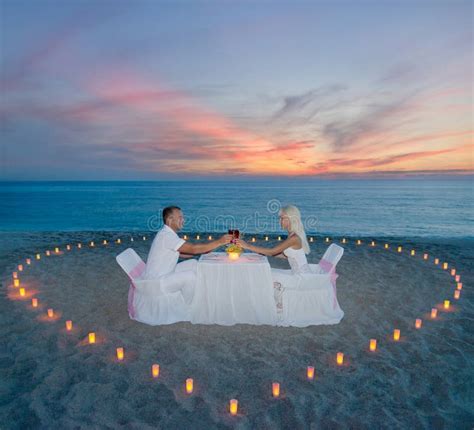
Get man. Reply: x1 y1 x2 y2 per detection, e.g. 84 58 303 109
144 206 231 303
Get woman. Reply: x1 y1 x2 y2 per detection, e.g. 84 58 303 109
236 205 311 317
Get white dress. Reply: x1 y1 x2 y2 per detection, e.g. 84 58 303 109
271 246 344 326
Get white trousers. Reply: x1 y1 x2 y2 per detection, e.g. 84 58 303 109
160 259 197 304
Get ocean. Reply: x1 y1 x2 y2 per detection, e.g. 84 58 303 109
0 179 472 238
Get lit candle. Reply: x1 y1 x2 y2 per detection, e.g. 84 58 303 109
186 378 193 394
434 258 439 265
265 236 269 241
183 235 187 240
431 308 437 319
152 364 160 378
342 238 347 244
337 352 344 365
393 329 400 341
450 269 456 276
454 290 460 300
307 366 315 380
66 320 73 331
371 241 375 247
143 236 146 241
117 238 121 244
228 252 240 261
397 246 402 253
442 262 448 270
47 308 54 318
88 332 96 344
457 282 462 290
13 279 20 288
18 264 23 271
78 243 82 249
12 271 18 279
415 319 422 329
103 240 107 245
357 240 361 245
423 253 428 260
32 298 38 308
384 244 389 249
369 339 377 351
116 347 124 360
19 288 25 297
251 237 256 242
67 244 71 250
36 254 41 260
410 250 415 256
26 258 31 265
455 275 460 282
131 237 134 242
208 235 212 240
325 238 330 243
55 247 59 253
46 250 50 256
196 235 200 240
229 399 238 416
444 300 450 310
309 237 314 242
90 241 94 247
272 382 280 397
278 236 282 241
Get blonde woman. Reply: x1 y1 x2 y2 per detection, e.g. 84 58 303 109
237 205 311 317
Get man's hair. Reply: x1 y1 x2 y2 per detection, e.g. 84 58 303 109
162 206 181 224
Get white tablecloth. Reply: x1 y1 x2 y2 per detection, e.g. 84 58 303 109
191 252 277 325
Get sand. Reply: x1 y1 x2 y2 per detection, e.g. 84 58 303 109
1 232 473 429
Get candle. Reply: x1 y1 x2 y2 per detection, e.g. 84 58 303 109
325 238 330 243
371 241 375 247
415 318 422 329
103 240 107 245
66 320 73 331
47 308 54 318
32 298 38 308
143 236 146 241
116 347 124 361
369 339 377 351
131 237 134 242
229 399 238 416
423 253 428 260
183 235 187 240
251 237 256 242
152 364 160 378
67 245 71 250
337 352 344 365
272 382 280 397
397 246 402 253
208 235 212 240
13 279 20 288
357 240 361 245
228 252 240 261
444 300 450 310
278 236 282 241
384 243 389 249
55 247 59 253
78 243 82 249
36 254 41 260
18 264 23 271
196 235 200 240
342 238 347 244
117 238 121 244
309 237 314 242
457 282 462 290
90 241 94 247
455 275 460 282
186 378 193 394
410 250 415 256
46 250 50 256
450 269 456 276
307 366 315 380
431 308 437 319
26 258 31 265
19 288 25 297
454 290 461 300
442 262 448 270
12 271 18 279
265 236 269 241
393 329 400 341
434 258 439 265
88 332 96 344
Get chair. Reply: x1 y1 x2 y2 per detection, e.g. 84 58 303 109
116 248 190 325
280 244 345 327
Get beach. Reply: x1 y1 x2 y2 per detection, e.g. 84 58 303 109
1 232 473 429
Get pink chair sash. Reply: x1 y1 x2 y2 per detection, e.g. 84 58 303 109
127 261 146 319
319 258 339 310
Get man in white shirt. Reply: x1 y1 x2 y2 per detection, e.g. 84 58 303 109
144 206 232 303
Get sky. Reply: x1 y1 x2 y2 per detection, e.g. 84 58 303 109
0 0 472 180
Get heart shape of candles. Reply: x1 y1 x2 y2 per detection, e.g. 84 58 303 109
6 234 463 417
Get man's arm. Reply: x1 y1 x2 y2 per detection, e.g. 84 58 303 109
178 234 232 255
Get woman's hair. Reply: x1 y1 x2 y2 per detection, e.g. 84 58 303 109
280 205 310 254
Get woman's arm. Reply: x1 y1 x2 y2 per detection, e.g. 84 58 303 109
237 235 300 257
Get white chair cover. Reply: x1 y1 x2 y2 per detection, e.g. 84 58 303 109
116 248 190 326
280 244 345 327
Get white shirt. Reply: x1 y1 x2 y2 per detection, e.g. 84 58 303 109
144 225 185 279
